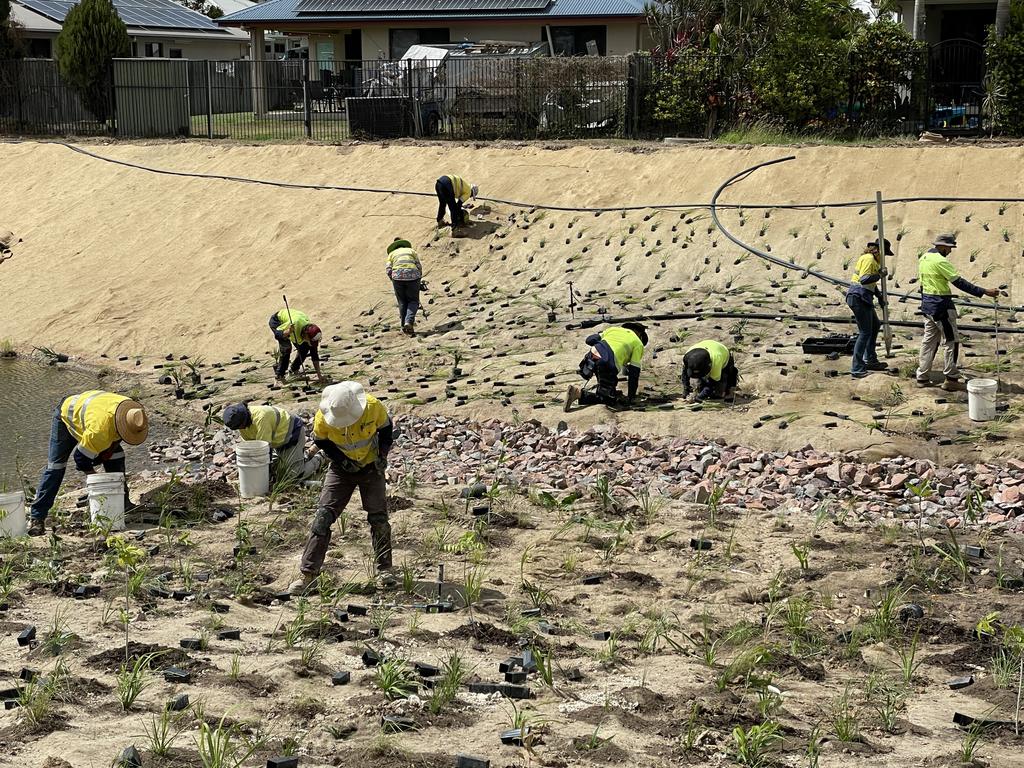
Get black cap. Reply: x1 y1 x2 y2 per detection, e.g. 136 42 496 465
867 238 894 256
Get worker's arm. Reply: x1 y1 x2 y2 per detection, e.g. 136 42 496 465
314 437 350 467
952 275 992 298
625 364 641 402
385 253 393 280
309 345 325 382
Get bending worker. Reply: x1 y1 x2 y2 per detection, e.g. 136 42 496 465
269 307 325 384
288 381 394 595
915 234 999 392
564 323 648 411
386 238 423 336
846 238 891 379
221 403 323 482
435 174 477 228
28 390 149 536
683 340 738 402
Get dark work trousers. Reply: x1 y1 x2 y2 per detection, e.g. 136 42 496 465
273 334 313 379
578 360 625 406
300 463 389 575
30 407 126 522
435 176 464 226
695 356 739 398
392 279 421 327
846 293 881 374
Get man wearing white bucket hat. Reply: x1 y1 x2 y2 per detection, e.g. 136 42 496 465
28 390 149 536
288 381 394 594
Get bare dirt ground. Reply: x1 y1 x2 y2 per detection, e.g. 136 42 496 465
2 140 1024 767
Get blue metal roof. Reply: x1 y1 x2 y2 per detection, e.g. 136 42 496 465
217 0 644 25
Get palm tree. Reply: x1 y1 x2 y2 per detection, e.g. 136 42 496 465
996 0 1011 39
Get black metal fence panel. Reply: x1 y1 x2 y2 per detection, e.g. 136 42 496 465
0 58 110 136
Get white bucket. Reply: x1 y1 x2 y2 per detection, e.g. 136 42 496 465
967 378 998 422
0 491 27 538
87 473 126 531
235 440 271 498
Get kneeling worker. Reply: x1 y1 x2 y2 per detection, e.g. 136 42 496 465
683 340 738 402
29 390 149 536
222 403 323 482
435 174 477 228
289 381 394 594
564 323 648 411
269 307 325 384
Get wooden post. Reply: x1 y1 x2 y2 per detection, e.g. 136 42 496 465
875 191 893 358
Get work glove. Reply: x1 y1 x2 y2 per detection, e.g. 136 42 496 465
73 448 98 473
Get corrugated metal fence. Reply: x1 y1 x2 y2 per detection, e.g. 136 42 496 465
0 54 931 142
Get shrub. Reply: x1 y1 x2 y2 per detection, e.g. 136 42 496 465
987 1 1024 134
640 49 721 137
848 20 928 133
55 0 129 124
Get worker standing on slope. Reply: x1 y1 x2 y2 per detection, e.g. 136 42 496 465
288 381 394 594
846 239 892 379
564 323 648 411
682 340 738 402
221 403 323 482
915 234 999 391
28 391 149 536
269 307 325 384
386 238 423 336
435 174 477 228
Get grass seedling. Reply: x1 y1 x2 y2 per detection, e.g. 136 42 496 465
629 485 665 525
373 658 417 700
732 721 780 767
117 652 159 712
829 687 860 743
463 564 486 624
16 675 55 728
300 639 325 670
40 605 75 656
194 713 264 768
141 708 185 759
428 649 469 714
960 720 987 763
896 631 922 684
229 652 241 681
792 542 809 571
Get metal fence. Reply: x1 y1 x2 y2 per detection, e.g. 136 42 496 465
0 52 953 142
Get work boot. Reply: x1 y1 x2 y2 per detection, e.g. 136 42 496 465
866 362 889 371
28 518 45 537
287 571 317 596
370 522 393 573
724 387 736 403
916 378 935 388
942 378 967 392
407 322 416 338
564 385 581 413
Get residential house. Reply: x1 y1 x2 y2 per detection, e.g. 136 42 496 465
10 0 250 59
215 0 649 63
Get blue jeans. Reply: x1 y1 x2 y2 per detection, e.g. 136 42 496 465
847 294 880 374
392 279 421 326
30 408 125 521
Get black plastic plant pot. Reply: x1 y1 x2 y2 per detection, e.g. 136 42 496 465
690 539 713 551
332 671 351 686
414 662 441 678
348 604 368 617
267 758 300 768
897 604 925 622
426 602 454 614
3 700 19 710
164 667 191 683
469 682 500 695
333 610 349 623
500 727 528 746
947 675 974 690
180 638 203 651
456 755 490 768
361 649 381 667
504 671 527 684
381 716 416 733
19 668 37 682
460 483 488 499
119 745 143 768
167 693 190 712
498 658 521 674
521 608 542 618
592 631 612 641
273 592 291 603
964 545 985 559
499 684 532 700
471 506 489 517
217 629 241 641
17 626 36 646
172 590 193 601
211 603 230 614
563 667 584 682
581 574 603 585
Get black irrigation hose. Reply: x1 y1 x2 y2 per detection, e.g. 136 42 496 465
566 309 1024 335
709 155 1024 314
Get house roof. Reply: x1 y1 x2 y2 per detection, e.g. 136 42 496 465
14 0 237 33
9 2 63 32
216 0 646 26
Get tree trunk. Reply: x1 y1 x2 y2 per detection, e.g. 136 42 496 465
996 0 1011 39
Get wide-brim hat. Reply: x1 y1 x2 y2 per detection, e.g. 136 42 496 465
933 233 957 248
387 238 412 254
868 238 894 256
0 231 14 249
320 381 367 429
114 400 149 445
621 322 649 347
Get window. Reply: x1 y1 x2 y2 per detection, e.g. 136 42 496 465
389 28 449 59
550 25 606 56
144 42 164 57
27 38 52 58
169 48 183 58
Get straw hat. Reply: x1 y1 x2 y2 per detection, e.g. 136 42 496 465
0 231 14 249
320 381 367 429
114 400 149 445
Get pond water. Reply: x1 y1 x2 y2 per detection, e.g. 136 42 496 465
0 359 153 486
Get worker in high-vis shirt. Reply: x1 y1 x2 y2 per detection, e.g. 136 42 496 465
435 174 478 228
846 239 892 379
564 323 648 411
683 340 738 402
28 390 149 536
288 381 394 595
221 403 323 482
386 238 423 336
268 308 325 384
915 233 999 391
